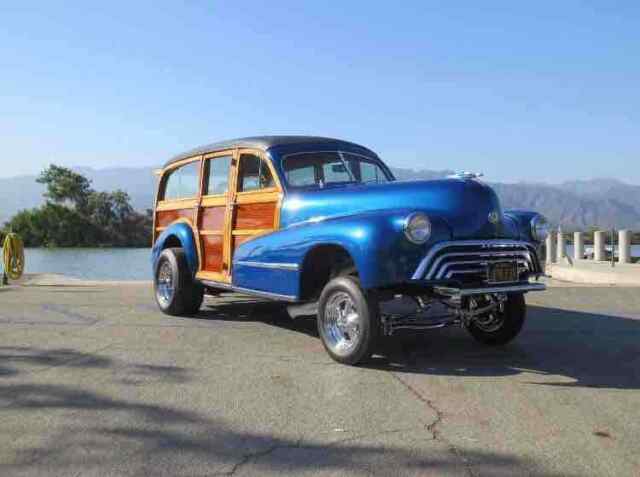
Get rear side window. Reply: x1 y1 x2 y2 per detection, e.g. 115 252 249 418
162 161 200 200
237 154 275 192
204 155 232 195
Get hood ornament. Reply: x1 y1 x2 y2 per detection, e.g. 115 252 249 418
488 211 500 224
447 171 484 180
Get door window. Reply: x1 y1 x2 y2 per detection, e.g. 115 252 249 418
162 161 200 200
204 155 232 195
237 154 275 192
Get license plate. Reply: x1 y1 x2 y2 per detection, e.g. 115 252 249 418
487 262 518 283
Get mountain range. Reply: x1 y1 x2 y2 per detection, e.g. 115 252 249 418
1 167 639 231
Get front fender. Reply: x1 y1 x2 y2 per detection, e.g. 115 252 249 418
232 209 452 296
151 223 198 276
504 210 540 244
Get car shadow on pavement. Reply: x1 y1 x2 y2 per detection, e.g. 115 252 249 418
0 382 572 477
200 299 640 390
365 305 640 390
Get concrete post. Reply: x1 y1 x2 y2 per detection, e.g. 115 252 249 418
574 232 584 261
594 231 605 261
546 233 556 264
556 230 565 262
619 230 631 263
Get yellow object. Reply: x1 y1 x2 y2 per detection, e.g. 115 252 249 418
2 233 25 281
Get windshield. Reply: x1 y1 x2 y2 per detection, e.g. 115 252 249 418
283 151 391 189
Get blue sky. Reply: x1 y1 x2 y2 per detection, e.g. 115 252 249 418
1 1 638 183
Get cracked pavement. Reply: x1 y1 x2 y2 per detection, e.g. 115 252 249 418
0 283 639 476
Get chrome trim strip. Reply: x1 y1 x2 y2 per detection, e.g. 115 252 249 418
434 283 546 297
412 240 536 280
234 260 299 271
200 280 298 302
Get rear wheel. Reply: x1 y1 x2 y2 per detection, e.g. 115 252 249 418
317 276 380 365
154 248 203 316
466 293 526 345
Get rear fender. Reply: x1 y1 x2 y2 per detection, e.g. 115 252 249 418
151 223 198 276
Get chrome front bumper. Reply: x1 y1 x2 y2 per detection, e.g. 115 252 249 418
433 282 546 297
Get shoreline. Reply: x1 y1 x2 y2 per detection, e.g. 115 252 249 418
14 273 151 287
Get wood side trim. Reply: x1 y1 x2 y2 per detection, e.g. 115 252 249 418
234 191 281 204
196 270 231 283
201 195 228 207
156 199 199 211
231 229 272 236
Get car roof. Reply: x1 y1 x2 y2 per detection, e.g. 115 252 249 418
163 135 376 168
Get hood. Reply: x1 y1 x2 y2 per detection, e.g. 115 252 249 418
281 179 510 239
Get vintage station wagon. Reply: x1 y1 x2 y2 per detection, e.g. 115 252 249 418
152 136 549 364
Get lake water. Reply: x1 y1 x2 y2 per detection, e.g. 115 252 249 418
20 244 640 281
24 248 151 281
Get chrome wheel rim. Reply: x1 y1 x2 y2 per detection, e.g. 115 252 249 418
156 260 174 307
473 311 505 332
322 291 362 356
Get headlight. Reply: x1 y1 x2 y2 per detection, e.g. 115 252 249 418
531 215 550 242
404 212 431 244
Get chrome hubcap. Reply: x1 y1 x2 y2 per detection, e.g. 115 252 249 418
156 260 174 306
322 292 362 355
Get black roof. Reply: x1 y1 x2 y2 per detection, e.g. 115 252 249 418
164 135 375 168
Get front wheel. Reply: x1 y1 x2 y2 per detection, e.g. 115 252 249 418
317 276 380 365
154 247 204 316
466 293 526 346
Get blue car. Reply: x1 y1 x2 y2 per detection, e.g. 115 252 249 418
152 136 549 364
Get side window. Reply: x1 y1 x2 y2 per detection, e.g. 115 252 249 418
163 160 200 200
286 164 316 187
237 154 275 192
322 160 351 183
343 153 389 184
204 155 232 195
359 161 387 184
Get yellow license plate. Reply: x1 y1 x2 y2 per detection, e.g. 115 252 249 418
487 262 518 283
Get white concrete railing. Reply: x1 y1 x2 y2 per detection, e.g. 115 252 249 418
546 230 634 265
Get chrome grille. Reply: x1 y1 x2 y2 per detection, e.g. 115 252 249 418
412 240 542 283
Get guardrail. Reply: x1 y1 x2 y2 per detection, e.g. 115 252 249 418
545 229 635 265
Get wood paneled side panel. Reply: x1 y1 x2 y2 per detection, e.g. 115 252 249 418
156 208 194 228
233 235 252 250
201 235 224 272
200 206 226 231
234 202 276 230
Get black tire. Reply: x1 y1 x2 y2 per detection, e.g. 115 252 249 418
317 276 380 365
466 293 526 346
154 248 204 316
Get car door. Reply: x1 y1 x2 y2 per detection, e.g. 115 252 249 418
196 150 235 282
229 150 282 265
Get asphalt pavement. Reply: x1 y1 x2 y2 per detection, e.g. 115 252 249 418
0 282 639 476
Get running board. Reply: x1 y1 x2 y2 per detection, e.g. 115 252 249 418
200 280 298 302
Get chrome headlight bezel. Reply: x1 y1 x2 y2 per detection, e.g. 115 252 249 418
404 212 432 244
530 215 550 242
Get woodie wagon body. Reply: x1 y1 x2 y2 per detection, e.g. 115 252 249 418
152 136 549 364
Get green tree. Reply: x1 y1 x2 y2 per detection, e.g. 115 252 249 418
3 165 152 247
37 165 92 213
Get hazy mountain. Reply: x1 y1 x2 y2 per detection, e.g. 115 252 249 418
1 167 639 230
